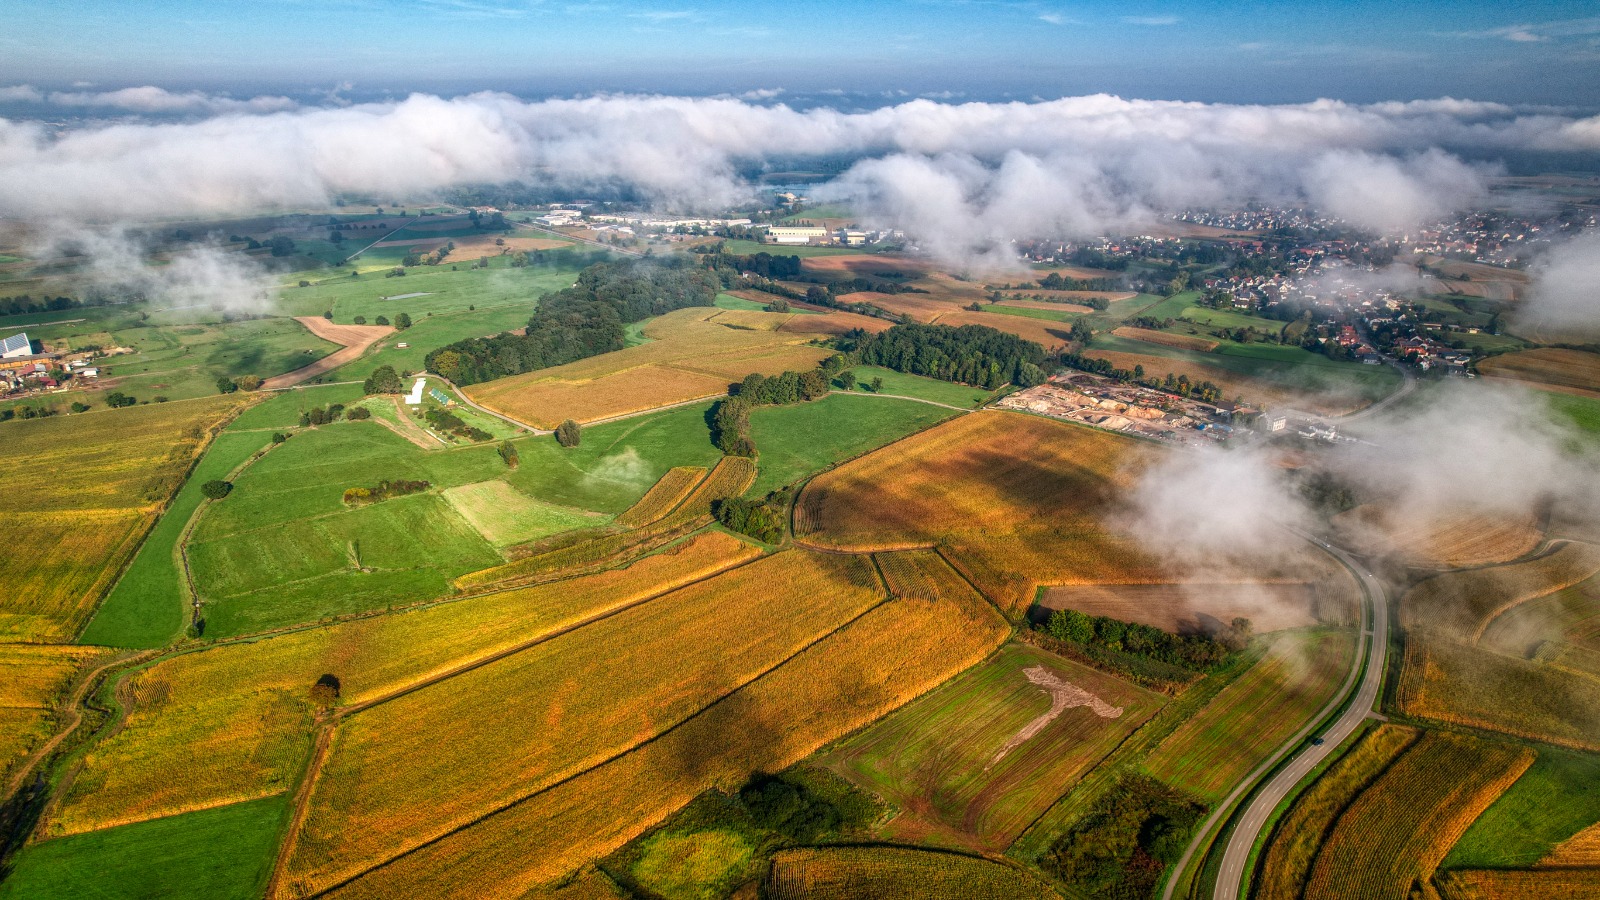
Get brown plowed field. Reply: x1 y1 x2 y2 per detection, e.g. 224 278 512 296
1479 348 1600 397
1111 326 1220 352
263 317 393 390
932 310 1074 348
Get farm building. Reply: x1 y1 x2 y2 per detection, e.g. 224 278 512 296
765 226 829 245
1 332 32 359
405 376 426 406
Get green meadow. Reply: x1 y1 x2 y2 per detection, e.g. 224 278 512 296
745 393 959 497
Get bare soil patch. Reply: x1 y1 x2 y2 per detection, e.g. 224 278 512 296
263 317 394 390
988 666 1122 768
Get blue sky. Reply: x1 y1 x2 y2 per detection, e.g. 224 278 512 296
3 0 1599 106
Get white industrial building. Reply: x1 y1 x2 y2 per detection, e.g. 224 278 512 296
765 226 829 245
405 376 426 406
1 332 32 359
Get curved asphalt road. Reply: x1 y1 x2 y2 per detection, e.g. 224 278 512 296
1210 538 1389 899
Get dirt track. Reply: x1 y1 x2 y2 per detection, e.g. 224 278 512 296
263 317 395 390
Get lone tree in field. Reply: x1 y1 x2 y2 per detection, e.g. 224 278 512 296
201 480 233 500
555 419 582 448
394 312 412 330
870 376 884 393
498 440 520 468
310 673 341 707
837 370 856 392
215 376 237 394
363 365 404 395
234 374 263 391
375 315 390 326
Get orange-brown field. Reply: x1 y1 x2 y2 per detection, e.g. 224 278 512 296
1436 869 1600 900
995 298 1096 313
779 309 894 336
1401 542 1600 640
1478 348 1600 397
262 317 393 390
613 466 706 528
1334 504 1546 568
315 556 1008 899
1035 581 1346 635
796 410 1165 612
929 309 1074 349
1111 326 1221 352
465 307 840 428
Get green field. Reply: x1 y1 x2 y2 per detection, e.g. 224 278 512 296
818 642 1163 849
1080 292 1166 331
0 796 288 900
274 256 583 323
1141 629 1355 802
1445 747 1600 868
1550 391 1600 437
228 382 366 430
1090 332 1401 401
985 304 1078 323
836 366 997 408
714 292 770 311
1179 304 1287 334
745 393 958 497
331 306 538 383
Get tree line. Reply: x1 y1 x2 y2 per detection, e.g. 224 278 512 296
425 258 719 386
843 323 1049 390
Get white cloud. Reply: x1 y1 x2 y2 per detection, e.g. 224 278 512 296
1514 231 1600 337
44 86 298 115
1122 15 1180 26
0 84 44 103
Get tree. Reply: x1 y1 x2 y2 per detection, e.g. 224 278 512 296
216 376 237 394
395 312 412 330
837 370 856 391
363 365 404 395
555 419 582 448
353 315 367 325
346 407 372 420
323 310 334 320
268 235 296 257
235 374 263 391
70 401 89 413
870 376 884 393
769 299 791 313
498 440 520 469
201 480 233 500
104 391 135 408
309 673 341 707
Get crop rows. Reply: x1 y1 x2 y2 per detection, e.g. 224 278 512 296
874 549 972 601
1402 542 1600 640
1478 347 1600 393
1255 724 1420 900
614 466 707 527
1435 868 1600 900
50 531 760 836
282 550 881 896
318 555 1009 899
1110 325 1221 352
766 847 1060 900
1302 731 1534 899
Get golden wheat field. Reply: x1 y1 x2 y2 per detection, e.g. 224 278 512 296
318 570 1008 900
49 531 761 836
797 411 1167 611
1402 542 1600 640
929 309 1073 349
765 847 1061 900
0 644 115 787
1334 504 1545 568
0 396 248 640
282 550 884 896
1256 724 1421 900
465 307 839 428
1110 326 1221 352
1478 348 1600 395
1436 869 1600 900
614 466 707 527
1541 820 1600 867
1302 732 1533 900
875 549 977 601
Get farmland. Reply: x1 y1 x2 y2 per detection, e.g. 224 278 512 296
465 307 839 429
1479 347 1600 396
1034 581 1353 635
0 644 113 789
766 847 1060 900
744 393 958 496
796 410 1167 612
1301 732 1533 899
1334 503 1546 568
818 641 1163 850
310 552 1007 899
1400 541 1600 639
0 394 249 641
1140 629 1356 802
50 530 762 837
1111 326 1221 352
1447 747 1600 869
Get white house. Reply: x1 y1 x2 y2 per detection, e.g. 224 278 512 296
405 376 426 406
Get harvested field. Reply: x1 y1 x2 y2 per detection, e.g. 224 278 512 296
797 411 1167 612
1035 581 1355 635
466 307 839 428
614 466 706 527
765 847 1060 900
837 291 954 321
929 309 1073 349
1142 629 1356 802
1303 732 1533 900
261 317 392 390
314 557 1007 900
818 642 1161 850
778 309 893 336
1436 869 1600 900
1397 631 1600 750
1111 326 1220 352
441 480 607 547
282 551 884 896
991 298 1095 314
1401 542 1600 640
1542 820 1600 867
50 531 760 836
0 395 248 641
1481 576 1600 659
1479 348 1600 396
1335 504 1545 568
1256 724 1420 900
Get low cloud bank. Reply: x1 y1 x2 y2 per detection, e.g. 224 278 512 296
1 91 1598 260
1515 231 1600 337
37 227 276 316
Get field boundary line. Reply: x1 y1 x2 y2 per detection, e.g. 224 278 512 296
307 588 895 898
